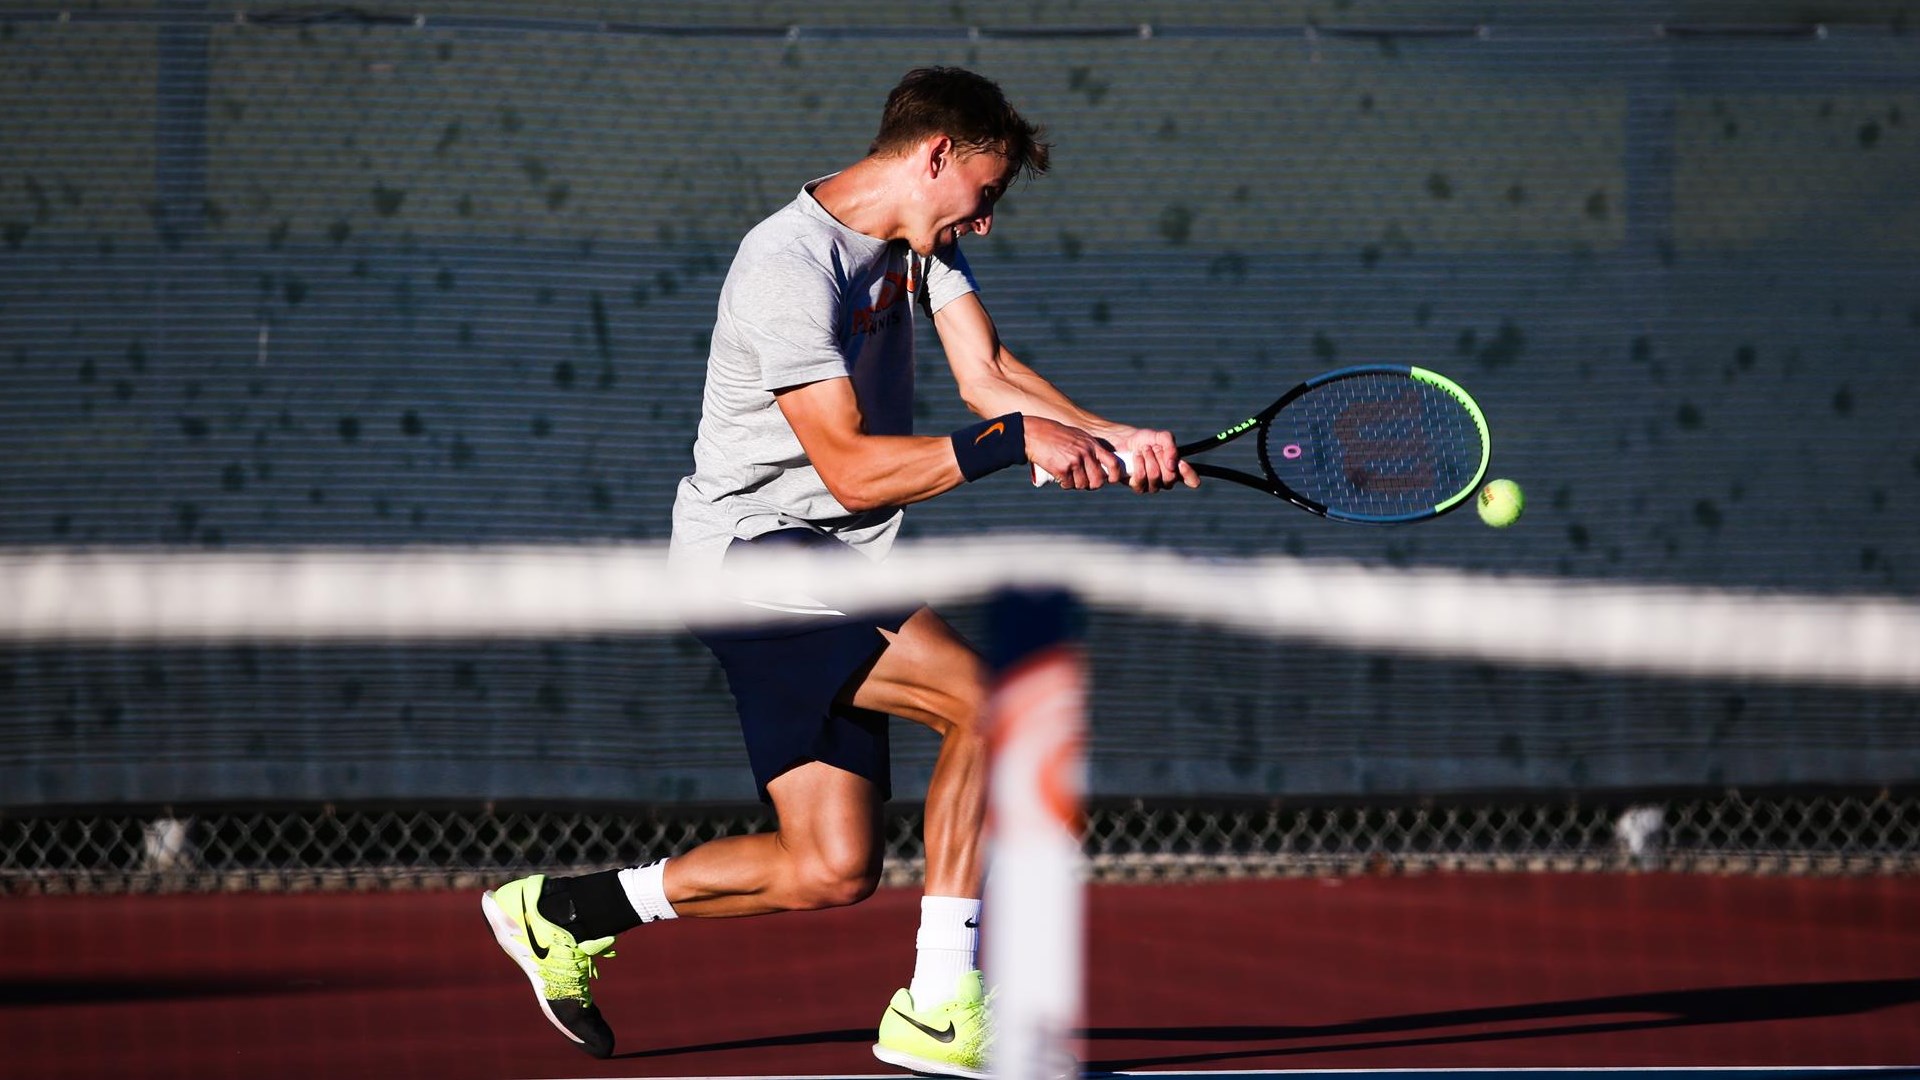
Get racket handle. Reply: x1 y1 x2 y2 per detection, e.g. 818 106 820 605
1030 450 1137 487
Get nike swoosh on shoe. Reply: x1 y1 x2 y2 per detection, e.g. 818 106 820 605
890 1006 957 1043
521 892 550 960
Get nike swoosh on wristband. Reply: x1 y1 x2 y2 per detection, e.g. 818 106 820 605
522 893 550 960
973 422 1005 444
964 917 979 929
889 1007 957 1043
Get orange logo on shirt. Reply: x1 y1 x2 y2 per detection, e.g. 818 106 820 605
850 271 912 337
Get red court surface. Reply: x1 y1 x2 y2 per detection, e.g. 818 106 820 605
4 873 1917 1078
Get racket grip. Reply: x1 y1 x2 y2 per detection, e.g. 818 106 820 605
1030 450 1137 487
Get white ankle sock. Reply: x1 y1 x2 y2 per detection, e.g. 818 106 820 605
909 895 980 1007
616 858 679 923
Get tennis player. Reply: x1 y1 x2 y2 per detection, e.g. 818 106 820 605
483 66 1195 1078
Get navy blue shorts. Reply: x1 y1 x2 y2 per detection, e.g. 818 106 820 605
691 530 915 804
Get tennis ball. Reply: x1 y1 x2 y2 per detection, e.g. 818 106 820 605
1477 478 1525 528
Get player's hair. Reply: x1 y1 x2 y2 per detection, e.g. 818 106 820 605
869 67 1052 183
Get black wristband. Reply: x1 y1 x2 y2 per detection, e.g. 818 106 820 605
950 413 1027 482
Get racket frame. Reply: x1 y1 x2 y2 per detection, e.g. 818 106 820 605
1181 363 1492 525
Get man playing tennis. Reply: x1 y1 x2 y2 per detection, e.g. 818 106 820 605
483 65 1194 1078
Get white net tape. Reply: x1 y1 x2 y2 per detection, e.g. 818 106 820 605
5 538 1918 687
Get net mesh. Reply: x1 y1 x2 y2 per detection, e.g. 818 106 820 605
1 542 1916 894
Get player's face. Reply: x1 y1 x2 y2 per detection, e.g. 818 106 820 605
918 148 1012 256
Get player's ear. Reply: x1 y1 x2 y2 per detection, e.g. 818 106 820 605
924 134 954 178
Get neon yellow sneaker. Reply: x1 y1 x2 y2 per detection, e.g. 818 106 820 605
872 969 992 1079
482 874 618 1058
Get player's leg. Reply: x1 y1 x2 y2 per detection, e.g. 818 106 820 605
483 542 902 1057
641 605 983 918
660 759 884 916
638 596 902 916
850 607 995 1078
481 765 884 1058
484 762 885 1060
849 606 989 899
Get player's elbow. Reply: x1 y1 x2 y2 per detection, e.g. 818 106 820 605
955 384 990 418
953 376 1007 420
809 442 898 513
835 490 890 514
819 471 889 514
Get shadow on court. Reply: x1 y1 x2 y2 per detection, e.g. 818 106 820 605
1078 977 1920 1072
0 969 467 1007
611 1026 875 1061
588 978 1920 1070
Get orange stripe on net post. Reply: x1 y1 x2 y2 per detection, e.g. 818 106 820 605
983 590 1086 1080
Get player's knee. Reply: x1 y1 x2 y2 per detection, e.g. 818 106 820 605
814 867 881 909
793 850 881 909
785 828 881 909
945 684 991 745
923 668 990 740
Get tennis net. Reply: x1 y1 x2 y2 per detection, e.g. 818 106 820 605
2 538 1915 894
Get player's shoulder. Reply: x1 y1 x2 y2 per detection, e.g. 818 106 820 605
739 192 833 250
732 204 836 274
728 207 876 307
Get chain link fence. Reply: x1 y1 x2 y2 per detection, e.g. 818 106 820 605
4 790 1913 894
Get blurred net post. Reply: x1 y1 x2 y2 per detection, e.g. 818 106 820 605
983 589 1087 1080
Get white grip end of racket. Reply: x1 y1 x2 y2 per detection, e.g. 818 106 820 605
1030 450 1136 487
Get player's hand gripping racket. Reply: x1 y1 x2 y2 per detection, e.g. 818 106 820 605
1034 364 1492 525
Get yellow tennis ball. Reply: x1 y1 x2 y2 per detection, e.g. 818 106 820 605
1477 478 1525 528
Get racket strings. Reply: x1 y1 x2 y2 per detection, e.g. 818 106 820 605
1268 374 1486 519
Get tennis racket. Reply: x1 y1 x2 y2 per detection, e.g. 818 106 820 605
1034 363 1492 525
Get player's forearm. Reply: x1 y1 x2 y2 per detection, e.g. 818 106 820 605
939 294 1132 443
775 378 960 511
967 367 1128 451
960 348 1131 443
811 434 970 513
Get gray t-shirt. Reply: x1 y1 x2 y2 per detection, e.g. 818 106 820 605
670 178 980 571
